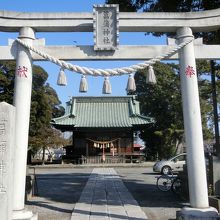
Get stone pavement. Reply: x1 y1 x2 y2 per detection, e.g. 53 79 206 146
71 168 148 220
26 166 185 220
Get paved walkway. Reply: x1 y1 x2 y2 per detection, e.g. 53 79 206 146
71 168 148 220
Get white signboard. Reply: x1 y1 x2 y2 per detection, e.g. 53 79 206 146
93 4 119 51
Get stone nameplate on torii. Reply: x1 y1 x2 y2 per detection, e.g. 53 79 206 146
93 4 119 51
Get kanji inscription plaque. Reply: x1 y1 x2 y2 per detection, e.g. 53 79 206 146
93 4 119 51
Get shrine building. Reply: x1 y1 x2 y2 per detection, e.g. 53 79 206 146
51 95 154 163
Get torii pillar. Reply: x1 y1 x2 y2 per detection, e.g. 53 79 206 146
12 27 37 220
176 27 218 219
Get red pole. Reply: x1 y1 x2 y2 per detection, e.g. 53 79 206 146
102 144 105 162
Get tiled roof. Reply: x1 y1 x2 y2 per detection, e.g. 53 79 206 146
51 96 154 128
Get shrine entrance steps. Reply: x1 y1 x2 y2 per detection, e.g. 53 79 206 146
71 168 148 220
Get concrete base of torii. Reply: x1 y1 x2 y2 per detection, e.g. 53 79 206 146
176 207 219 220
12 209 38 220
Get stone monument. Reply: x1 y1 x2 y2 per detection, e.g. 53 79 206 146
0 102 15 220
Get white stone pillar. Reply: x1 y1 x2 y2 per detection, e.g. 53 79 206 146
12 27 36 219
177 27 218 220
176 27 218 219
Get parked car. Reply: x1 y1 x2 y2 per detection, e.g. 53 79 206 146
153 153 187 175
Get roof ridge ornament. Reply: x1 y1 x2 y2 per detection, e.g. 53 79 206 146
70 98 76 117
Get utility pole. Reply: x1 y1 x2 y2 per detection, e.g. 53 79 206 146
211 60 220 157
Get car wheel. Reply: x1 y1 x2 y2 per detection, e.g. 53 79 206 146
161 166 171 175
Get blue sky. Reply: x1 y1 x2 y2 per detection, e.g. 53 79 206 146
0 0 166 106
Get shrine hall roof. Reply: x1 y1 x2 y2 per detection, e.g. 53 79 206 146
51 96 154 129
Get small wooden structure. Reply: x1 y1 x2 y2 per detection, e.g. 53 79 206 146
51 96 153 163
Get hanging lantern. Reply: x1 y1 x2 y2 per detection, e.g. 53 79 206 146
57 68 67 86
126 74 136 92
79 75 88 92
102 77 112 94
146 66 156 84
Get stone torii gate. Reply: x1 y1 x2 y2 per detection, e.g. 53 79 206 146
1 6 220 220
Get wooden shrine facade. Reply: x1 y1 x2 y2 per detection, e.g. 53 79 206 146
51 96 153 163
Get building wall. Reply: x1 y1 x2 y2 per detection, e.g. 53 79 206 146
119 138 133 153
72 129 134 157
74 138 87 155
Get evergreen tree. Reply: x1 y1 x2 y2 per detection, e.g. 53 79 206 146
0 61 66 156
135 61 215 159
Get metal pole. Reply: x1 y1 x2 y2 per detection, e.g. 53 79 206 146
210 60 220 157
12 27 35 219
177 27 209 208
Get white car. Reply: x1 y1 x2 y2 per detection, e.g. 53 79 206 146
153 153 187 175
